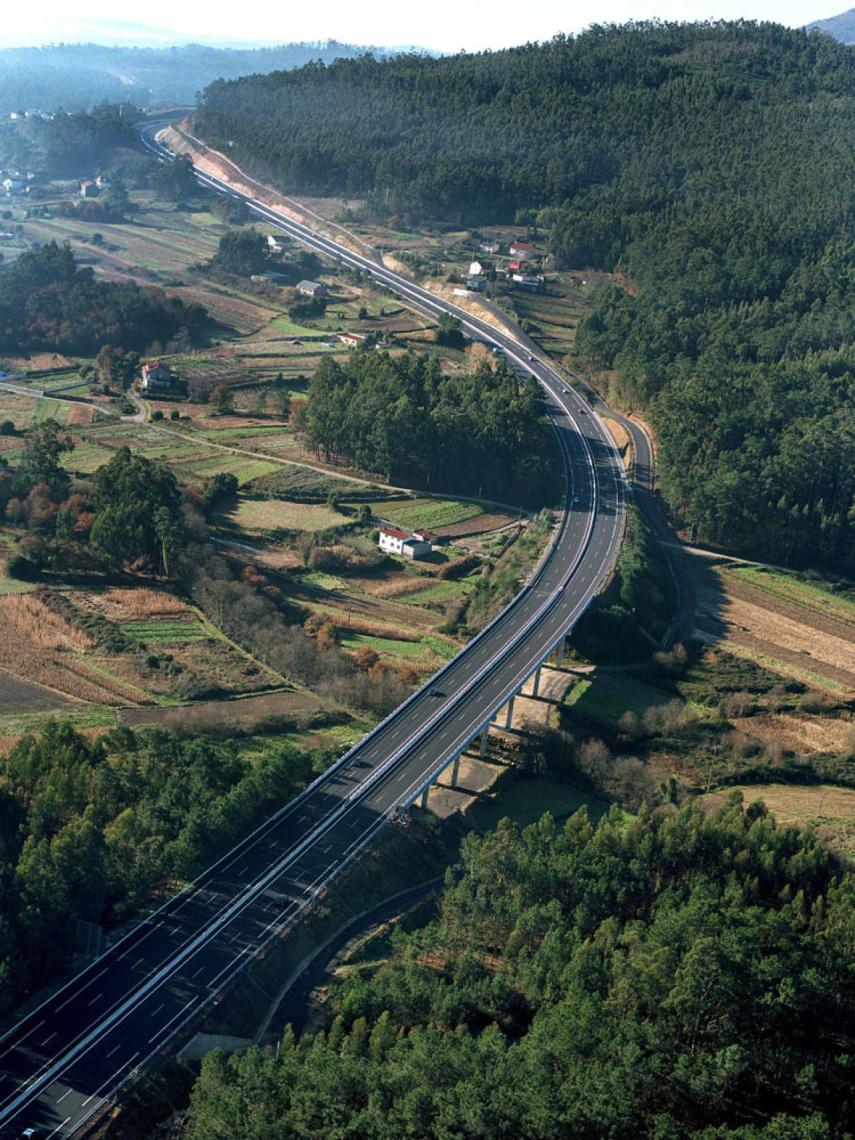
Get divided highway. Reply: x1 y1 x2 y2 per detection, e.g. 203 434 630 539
0 124 626 1138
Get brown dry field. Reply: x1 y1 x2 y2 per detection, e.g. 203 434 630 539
65 404 97 426
695 568 855 694
732 713 855 756
118 688 321 731
0 595 145 705
81 587 189 622
439 512 518 538
701 783 855 862
1 352 75 371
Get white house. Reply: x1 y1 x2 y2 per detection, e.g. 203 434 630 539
468 260 484 277
2 178 23 193
378 526 433 560
296 279 327 297
267 234 287 253
140 361 178 394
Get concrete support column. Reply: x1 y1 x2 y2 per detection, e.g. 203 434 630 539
480 725 490 757
450 753 461 787
420 785 430 810
555 636 566 669
505 694 516 729
531 666 541 698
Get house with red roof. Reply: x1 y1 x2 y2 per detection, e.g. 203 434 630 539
378 526 433 559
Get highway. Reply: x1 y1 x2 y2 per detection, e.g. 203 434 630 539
0 123 626 1138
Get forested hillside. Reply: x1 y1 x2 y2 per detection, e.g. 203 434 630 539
0 41 400 114
185 801 855 1138
197 23 855 571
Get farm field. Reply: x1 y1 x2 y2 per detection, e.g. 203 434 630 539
218 496 345 534
690 555 855 695
0 586 288 716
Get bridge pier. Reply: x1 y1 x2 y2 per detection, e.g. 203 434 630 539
420 784 431 810
479 725 490 757
450 753 461 787
505 694 516 728
555 636 566 670
531 666 541 698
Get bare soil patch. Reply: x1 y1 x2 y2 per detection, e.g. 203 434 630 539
65 403 97 426
0 669 77 713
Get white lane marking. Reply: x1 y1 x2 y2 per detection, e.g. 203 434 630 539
147 998 198 1047
46 1115 71 1138
54 970 108 1014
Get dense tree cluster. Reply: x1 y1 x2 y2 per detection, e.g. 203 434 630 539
0 722 314 1015
198 23 855 569
0 427 187 578
213 227 269 275
0 242 206 355
186 800 854 1138
306 350 559 504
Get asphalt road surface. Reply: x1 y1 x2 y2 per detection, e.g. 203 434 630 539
0 124 627 1139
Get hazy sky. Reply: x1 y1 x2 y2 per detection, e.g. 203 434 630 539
0 0 844 50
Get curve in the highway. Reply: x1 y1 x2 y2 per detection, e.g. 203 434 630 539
0 123 627 1139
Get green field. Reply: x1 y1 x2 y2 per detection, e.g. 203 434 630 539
222 496 348 533
375 497 483 530
563 671 675 726
339 631 440 662
120 619 213 643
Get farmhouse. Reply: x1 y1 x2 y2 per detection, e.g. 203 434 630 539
378 526 434 560
339 332 367 346
2 178 23 194
79 180 99 198
296 280 327 297
509 240 533 261
140 361 178 394
267 234 287 253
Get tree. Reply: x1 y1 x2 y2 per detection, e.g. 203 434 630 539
211 385 234 416
90 447 183 571
151 154 198 202
213 229 268 276
17 421 73 496
435 313 464 349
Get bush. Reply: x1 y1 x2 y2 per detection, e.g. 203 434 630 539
7 553 41 581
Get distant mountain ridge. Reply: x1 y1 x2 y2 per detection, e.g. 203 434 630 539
0 40 436 114
806 8 855 43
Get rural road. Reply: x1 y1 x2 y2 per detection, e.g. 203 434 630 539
0 123 627 1139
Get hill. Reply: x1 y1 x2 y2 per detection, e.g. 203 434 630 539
806 8 855 42
196 22 855 574
0 41 410 114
